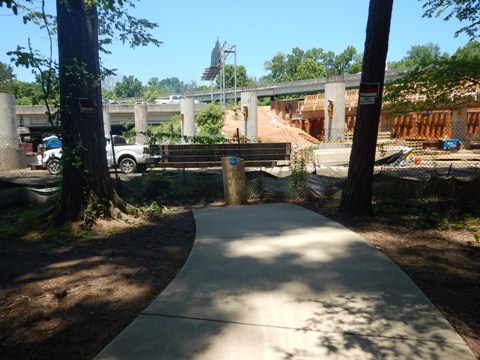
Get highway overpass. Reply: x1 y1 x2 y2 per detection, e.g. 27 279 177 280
192 69 404 103
16 103 206 132
15 69 404 131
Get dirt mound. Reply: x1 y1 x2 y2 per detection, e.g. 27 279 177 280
222 106 319 148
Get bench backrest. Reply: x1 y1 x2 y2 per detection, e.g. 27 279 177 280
161 143 291 163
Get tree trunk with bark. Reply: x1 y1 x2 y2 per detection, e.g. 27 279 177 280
55 0 134 225
338 0 394 216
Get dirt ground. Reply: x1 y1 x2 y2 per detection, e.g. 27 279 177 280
0 207 196 360
222 106 320 147
0 200 479 360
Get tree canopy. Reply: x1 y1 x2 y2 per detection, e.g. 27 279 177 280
216 64 254 89
388 43 449 69
420 0 480 39
262 46 362 84
113 75 143 98
383 1 480 114
384 41 480 114
1 0 162 93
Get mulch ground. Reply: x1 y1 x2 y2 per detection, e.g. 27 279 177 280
0 207 195 360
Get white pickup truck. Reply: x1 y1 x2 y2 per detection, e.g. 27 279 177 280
41 135 162 175
154 94 186 104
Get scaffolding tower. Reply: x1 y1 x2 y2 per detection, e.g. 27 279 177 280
202 39 237 105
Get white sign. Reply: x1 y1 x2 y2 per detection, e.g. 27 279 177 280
359 96 376 105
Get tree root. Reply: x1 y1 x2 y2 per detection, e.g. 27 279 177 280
113 192 143 215
107 192 144 224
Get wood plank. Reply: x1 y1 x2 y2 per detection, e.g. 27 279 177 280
156 160 279 169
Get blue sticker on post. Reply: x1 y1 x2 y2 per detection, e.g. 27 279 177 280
229 157 237 165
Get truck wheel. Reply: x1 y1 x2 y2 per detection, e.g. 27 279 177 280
47 158 62 175
119 157 137 173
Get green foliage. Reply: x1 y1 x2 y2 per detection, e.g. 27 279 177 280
421 0 480 39
263 45 362 83
86 201 108 219
347 54 363 74
295 58 326 80
417 209 447 229
97 0 162 53
141 170 181 203
195 102 225 137
159 77 187 93
3 0 161 94
147 76 160 87
0 0 20 15
288 151 308 198
414 207 480 242
323 45 362 76
119 119 135 142
103 75 196 103
126 111 231 147
146 114 182 144
143 86 159 103
0 220 21 238
7 43 58 109
190 133 231 145
257 97 271 106
0 206 43 240
371 174 480 237
388 43 449 69
216 64 254 88
141 200 162 215
264 52 289 82
114 75 143 98
384 41 480 115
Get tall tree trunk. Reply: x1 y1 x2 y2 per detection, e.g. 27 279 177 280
55 0 113 224
338 0 394 216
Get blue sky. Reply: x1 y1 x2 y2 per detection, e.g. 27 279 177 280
0 0 472 85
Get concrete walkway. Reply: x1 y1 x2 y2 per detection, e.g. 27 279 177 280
95 203 476 360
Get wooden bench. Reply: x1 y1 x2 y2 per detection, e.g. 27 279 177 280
156 143 291 169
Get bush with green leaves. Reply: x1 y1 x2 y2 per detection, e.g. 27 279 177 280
196 102 225 137
146 115 182 144
141 170 182 203
288 151 307 198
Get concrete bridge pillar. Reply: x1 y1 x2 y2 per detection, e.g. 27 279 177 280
0 93 27 170
241 91 258 142
103 104 111 136
134 103 148 144
324 82 346 141
180 98 196 141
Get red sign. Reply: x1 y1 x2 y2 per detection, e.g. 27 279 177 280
359 83 380 97
79 98 95 113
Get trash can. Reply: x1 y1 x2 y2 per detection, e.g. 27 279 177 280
222 156 247 205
